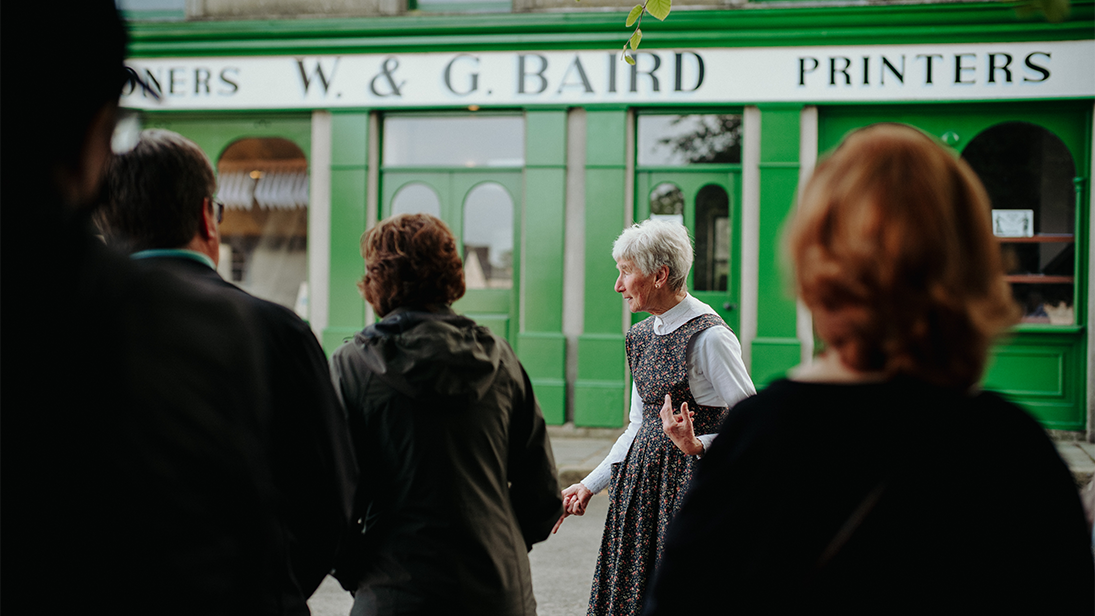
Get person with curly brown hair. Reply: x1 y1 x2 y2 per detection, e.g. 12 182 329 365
643 123 1094 614
330 213 563 616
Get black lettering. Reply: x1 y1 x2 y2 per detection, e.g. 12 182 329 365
557 56 593 94
141 68 163 98
798 57 818 86
674 52 704 92
444 55 479 96
829 57 852 86
1023 52 1051 82
862 56 870 85
296 58 339 95
518 54 548 95
629 53 661 93
988 53 1013 83
194 68 212 94
168 67 185 95
917 54 943 85
881 56 905 85
954 53 976 84
219 68 240 95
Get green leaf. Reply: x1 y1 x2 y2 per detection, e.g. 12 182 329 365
624 51 636 66
646 0 671 21
625 4 643 27
629 28 642 51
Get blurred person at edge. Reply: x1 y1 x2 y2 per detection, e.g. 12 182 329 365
554 218 756 616
95 128 358 613
643 124 1094 615
329 213 562 616
6 2 295 613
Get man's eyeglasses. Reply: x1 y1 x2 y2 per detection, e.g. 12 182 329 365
204 197 225 224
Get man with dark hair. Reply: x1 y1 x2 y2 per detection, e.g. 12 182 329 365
97 128 358 611
5 2 349 613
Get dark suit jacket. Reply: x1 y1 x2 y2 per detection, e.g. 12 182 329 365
11 217 284 614
139 255 358 612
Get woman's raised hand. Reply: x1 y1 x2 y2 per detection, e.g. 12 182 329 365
552 482 594 534
660 394 704 457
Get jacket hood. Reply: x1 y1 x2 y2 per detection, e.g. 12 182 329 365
351 307 503 400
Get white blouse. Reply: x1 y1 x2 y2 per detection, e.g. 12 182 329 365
581 294 756 494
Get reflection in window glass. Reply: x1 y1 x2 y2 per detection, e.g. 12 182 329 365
638 114 742 166
391 183 442 218
216 137 309 317
463 183 514 289
962 121 1076 325
415 0 511 12
649 183 684 225
384 115 524 167
694 185 729 292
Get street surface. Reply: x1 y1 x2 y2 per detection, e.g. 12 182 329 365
306 493 610 616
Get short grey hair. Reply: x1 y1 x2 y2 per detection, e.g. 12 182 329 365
612 218 693 291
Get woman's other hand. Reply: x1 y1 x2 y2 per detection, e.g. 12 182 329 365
660 394 704 457
552 483 594 533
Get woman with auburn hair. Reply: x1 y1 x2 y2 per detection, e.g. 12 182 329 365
643 124 1094 614
330 213 562 616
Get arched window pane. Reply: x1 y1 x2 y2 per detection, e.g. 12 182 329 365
391 183 442 218
962 122 1076 325
216 137 309 317
694 184 729 292
650 183 684 226
463 182 513 289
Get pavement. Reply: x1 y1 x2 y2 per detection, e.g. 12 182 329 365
307 425 1095 615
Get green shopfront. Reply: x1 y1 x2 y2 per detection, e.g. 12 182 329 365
121 1 1095 435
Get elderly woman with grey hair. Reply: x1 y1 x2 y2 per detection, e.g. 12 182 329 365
554 218 755 615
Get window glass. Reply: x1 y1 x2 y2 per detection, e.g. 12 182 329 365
216 137 309 317
391 183 442 218
115 0 185 20
414 0 511 12
638 114 742 166
463 183 514 289
962 121 1076 325
649 183 684 223
694 184 729 292
383 115 524 168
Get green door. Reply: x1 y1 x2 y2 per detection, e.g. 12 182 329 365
634 170 742 333
381 170 522 346
818 102 1090 429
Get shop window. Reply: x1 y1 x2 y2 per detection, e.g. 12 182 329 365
637 114 742 166
411 0 511 12
115 0 185 21
962 122 1076 325
694 184 729 292
391 183 442 218
649 182 684 223
383 115 524 167
463 183 514 289
216 137 309 317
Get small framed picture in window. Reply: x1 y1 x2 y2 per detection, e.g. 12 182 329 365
992 209 1034 237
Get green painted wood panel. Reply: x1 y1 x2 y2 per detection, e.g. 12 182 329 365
753 106 803 385
140 112 312 163
521 111 568 424
984 331 1085 430
325 112 369 355
576 109 628 427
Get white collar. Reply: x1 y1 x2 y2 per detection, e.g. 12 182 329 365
652 294 713 335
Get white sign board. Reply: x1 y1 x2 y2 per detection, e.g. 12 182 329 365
122 40 1094 110
992 209 1035 237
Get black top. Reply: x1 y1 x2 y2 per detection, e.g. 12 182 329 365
330 308 562 616
644 378 1094 615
